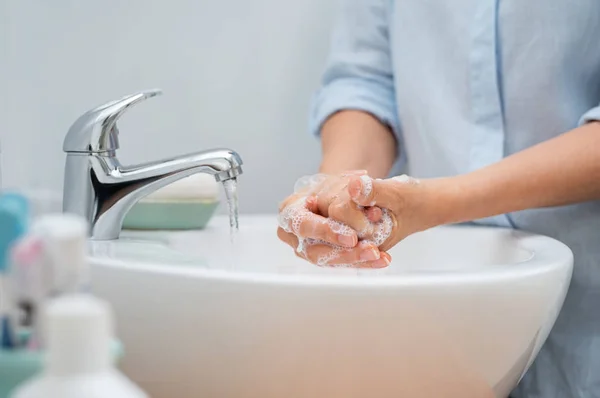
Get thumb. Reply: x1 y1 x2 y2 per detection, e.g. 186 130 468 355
348 175 402 208
305 195 319 213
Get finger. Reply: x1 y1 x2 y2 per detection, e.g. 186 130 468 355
277 227 299 249
348 175 399 208
278 193 303 213
369 251 392 268
277 228 321 261
277 229 391 268
328 200 376 239
353 249 392 268
303 241 380 266
279 197 358 247
303 242 392 268
351 251 392 269
296 212 358 247
314 184 346 217
365 206 383 222
305 195 319 213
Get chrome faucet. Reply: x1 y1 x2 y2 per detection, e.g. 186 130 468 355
62 89 243 240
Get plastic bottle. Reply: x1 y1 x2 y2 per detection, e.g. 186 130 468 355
9 293 148 398
11 213 92 350
0 193 29 349
31 213 92 294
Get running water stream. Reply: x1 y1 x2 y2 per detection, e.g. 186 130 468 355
222 178 239 244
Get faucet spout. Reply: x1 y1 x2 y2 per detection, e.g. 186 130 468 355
63 148 243 240
102 148 243 184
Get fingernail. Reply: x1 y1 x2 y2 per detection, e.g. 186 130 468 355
366 207 382 222
361 248 380 261
371 253 391 268
338 234 356 247
348 178 362 199
305 196 318 211
372 255 391 268
360 175 373 197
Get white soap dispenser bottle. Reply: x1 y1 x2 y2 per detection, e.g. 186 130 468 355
9 294 149 398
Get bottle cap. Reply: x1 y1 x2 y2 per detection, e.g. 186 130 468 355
31 213 89 293
0 192 29 272
45 293 113 375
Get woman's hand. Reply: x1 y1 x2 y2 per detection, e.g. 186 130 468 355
277 172 391 268
346 174 444 252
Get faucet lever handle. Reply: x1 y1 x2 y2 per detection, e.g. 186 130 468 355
63 89 163 153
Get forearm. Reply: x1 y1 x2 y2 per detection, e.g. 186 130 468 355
434 121 600 224
319 110 397 178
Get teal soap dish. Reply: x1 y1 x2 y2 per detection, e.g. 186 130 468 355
122 199 220 230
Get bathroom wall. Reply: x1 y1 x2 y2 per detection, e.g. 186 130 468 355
0 0 336 214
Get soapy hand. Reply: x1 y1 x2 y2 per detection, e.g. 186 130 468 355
347 174 436 252
277 171 392 268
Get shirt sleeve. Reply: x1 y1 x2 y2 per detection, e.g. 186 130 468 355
308 0 400 140
579 104 600 125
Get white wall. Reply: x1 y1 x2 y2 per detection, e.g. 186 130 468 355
1 0 337 214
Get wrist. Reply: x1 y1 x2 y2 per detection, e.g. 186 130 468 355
418 177 472 227
422 172 513 225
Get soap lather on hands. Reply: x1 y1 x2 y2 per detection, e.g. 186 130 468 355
277 171 429 268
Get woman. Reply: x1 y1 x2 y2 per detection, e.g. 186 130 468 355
277 1 600 397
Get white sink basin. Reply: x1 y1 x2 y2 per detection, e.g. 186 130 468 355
89 214 573 398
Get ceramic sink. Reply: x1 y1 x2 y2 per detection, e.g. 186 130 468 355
88 214 573 398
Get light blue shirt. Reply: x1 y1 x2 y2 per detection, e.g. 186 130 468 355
309 1 600 397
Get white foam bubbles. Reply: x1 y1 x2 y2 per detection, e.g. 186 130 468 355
295 237 344 267
362 208 393 247
277 197 308 234
357 222 375 240
327 218 355 237
316 245 342 266
296 237 306 255
360 175 373 198
392 174 420 184
293 174 328 194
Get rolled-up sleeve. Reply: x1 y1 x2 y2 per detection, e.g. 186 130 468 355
579 104 600 125
309 0 400 139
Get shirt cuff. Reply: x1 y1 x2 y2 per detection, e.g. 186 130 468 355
578 104 600 125
308 77 401 140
